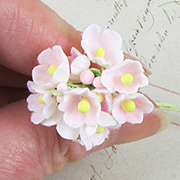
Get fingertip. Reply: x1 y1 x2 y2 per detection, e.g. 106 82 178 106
106 107 170 146
0 0 82 75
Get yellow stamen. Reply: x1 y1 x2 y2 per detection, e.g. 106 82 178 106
77 97 91 113
48 65 58 75
120 73 134 85
96 126 104 134
95 48 105 57
96 94 104 103
121 99 136 112
38 95 45 104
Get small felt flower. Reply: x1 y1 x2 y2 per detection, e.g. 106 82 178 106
101 59 149 94
58 88 101 128
81 24 124 68
112 93 154 124
32 45 69 86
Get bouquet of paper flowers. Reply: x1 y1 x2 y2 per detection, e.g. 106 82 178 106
27 24 154 150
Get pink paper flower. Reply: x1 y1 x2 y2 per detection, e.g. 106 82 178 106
32 45 69 86
112 93 154 124
79 111 116 150
27 91 59 126
81 24 124 68
79 125 110 151
26 24 156 151
57 111 116 150
58 88 101 128
27 81 61 126
101 59 149 94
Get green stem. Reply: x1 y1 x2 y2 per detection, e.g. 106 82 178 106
159 1 180 7
155 101 180 112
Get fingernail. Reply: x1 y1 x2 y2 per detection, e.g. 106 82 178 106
155 108 170 134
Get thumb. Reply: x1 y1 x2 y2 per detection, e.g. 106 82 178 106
0 0 82 76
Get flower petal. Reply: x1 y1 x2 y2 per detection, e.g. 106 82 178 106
56 120 79 140
71 55 90 75
98 111 117 127
38 46 66 65
41 111 63 126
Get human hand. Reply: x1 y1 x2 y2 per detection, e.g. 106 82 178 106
0 0 170 179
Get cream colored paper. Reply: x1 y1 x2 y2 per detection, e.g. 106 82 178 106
42 0 180 179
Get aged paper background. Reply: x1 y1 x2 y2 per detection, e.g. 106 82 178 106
42 0 180 179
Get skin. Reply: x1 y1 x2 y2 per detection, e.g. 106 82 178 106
0 0 170 179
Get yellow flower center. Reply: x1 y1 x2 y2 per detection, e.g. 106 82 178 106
96 94 104 103
120 73 134 85
38 95 45 104
95 48 105 57
96 126 104 134
48 65 58 75
77 97 91 114
121 99 136 112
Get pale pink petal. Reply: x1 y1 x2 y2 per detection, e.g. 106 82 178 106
80 127 109 151
53 59 70 84
38 46 66 65
42 92 57 119
32 65 53 86
27 81 51 94
133 93 154 113
31 112 45 125
56 120 80 140
112 105 127 124
93 88 113 112
71 55 90 75
68 47 82 63
125 108 144 124
41 111 63 126
27 94 45 112
97 111 116 127
101 66 121 93
27 94 46 124
84 125 97 137
62 107 85 128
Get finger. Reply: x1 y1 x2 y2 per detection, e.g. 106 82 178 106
0 65 30 88
61 107 170 162
0 0 82 76
0 100 66 180
0 86 29 107
0 100 169 179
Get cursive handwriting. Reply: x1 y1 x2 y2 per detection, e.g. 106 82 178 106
107 0 128 28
